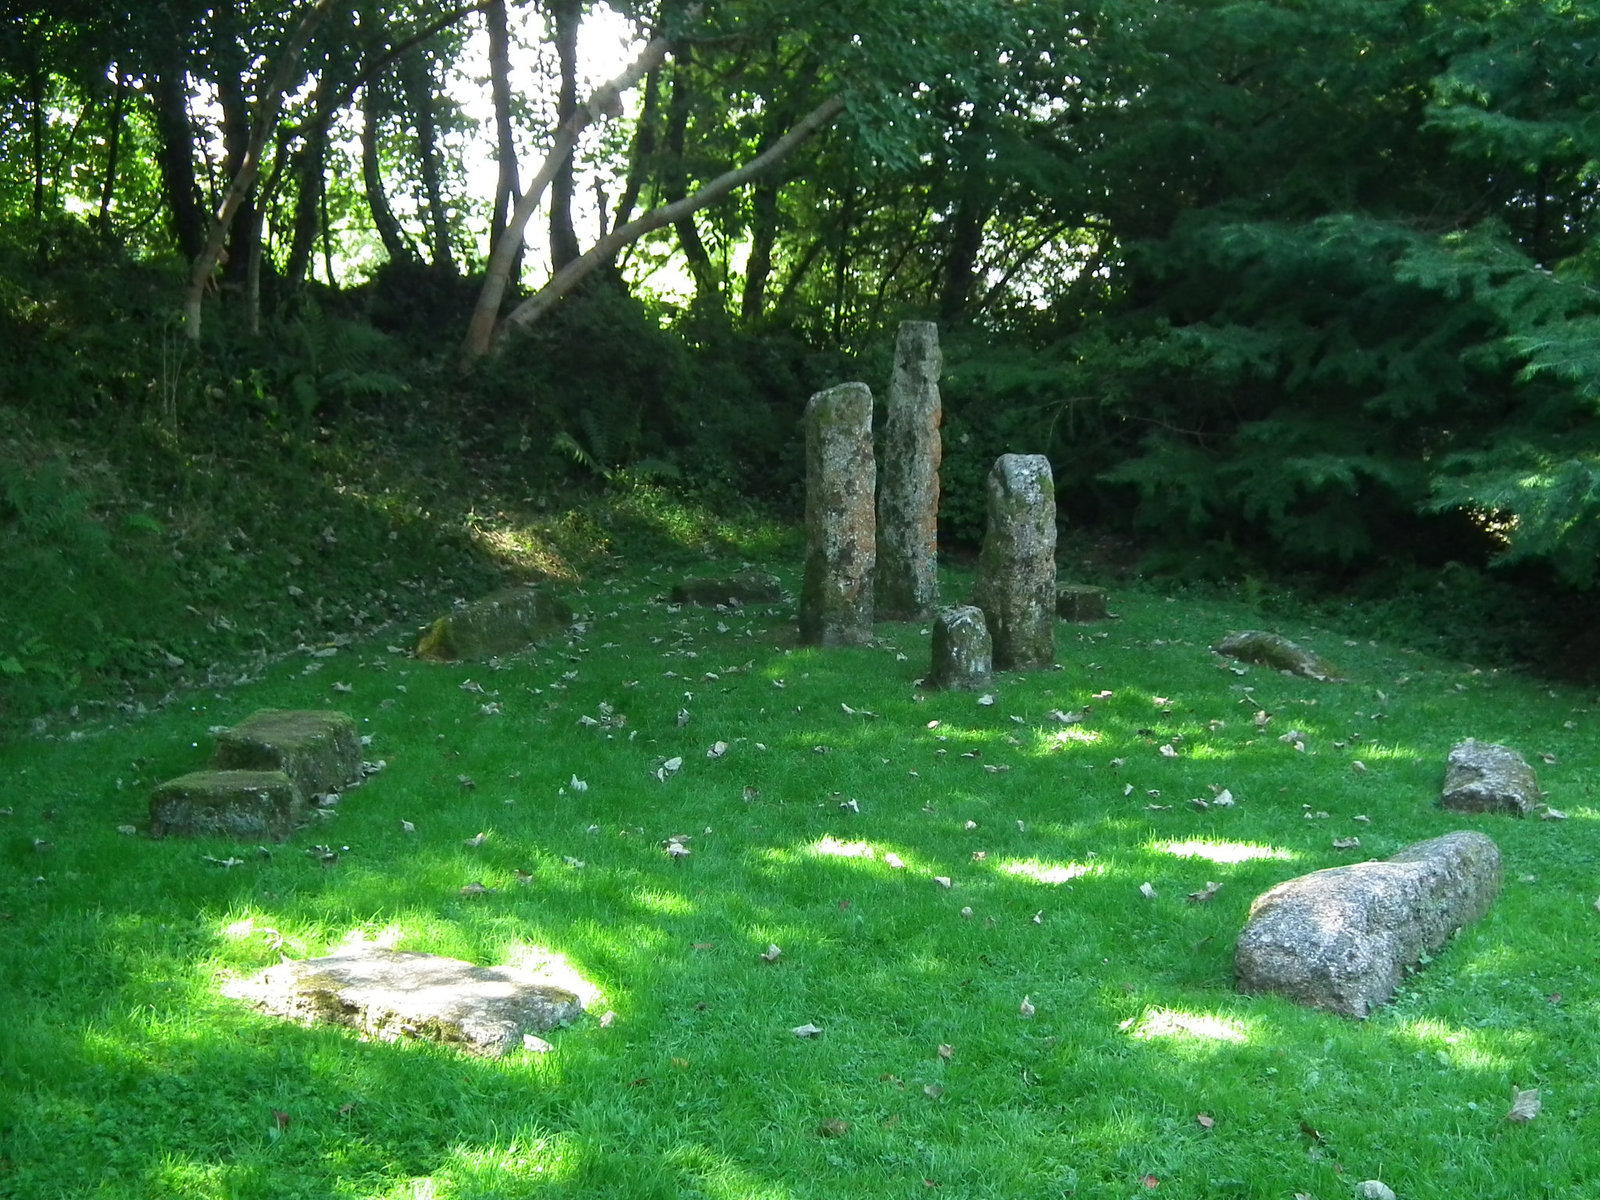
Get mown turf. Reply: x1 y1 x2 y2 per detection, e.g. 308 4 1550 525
2 560 1597 1200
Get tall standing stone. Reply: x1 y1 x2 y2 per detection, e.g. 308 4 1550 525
800 382 876 646
972 454 1056 670
876 321 943 620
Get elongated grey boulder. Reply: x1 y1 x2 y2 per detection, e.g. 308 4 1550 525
800 382 876 646
416 586 572 662
1235 831 1501 1018
150 769 306 839
1215 630 1342 681
876 321 943 621
213 709 362 797
929 605 993 691
223 945 584 1057
972 454 1056 670
1442 739 1539 816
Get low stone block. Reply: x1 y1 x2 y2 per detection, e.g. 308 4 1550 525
1214 630 1341 681
213 709 362 796
670 569 784 607
223 945 584 1057
1056 584 1109 622
1235 831 1501 1018
150 769 306 839
1442 739 1539 816
416 586 573 661
928 605 993 691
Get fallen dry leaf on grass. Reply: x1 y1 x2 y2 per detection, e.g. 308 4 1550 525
1195 1113 1215 1129
817 1118 850 1138
1139 882 1157 899
1186 881 1222 904
1019 995 1036 1019
1506 1087 1541 1123
790 1023 823 1037
760 944 782 964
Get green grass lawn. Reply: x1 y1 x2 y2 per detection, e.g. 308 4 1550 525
3 559 1597 1200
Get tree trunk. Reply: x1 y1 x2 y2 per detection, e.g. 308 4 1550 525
461 30 677 368
548 0 583 271
150 53 207 262
361 82 417 264
183 0 335 340
491 94 845 345
938 190 988 323
610 62 663 236
97 68 128 237
402 52 456 272
284 119 329 290
662 49 717 302
486 0 522 263
27 51 47 223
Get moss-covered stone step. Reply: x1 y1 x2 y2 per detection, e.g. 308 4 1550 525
1056 584 1109 622
416 586 573 661
669 569 784 607
149 769 305 839
213 709 361 796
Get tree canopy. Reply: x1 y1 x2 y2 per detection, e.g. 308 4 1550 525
4 0 1600 589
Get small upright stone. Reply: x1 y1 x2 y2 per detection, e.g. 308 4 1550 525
1442 739 1539 816
928 605 993 691
800 382 876 646
876 321 943 620
972 454 1056 670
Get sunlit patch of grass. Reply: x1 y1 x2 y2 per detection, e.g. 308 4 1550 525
1154 838 1295 864
1122 1005 1255 1046
999 858 1100 884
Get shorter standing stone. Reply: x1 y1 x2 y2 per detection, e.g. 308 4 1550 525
1442 739 1539 816
972 454 1056 670
416 586 572 661
150 769 306 839
1056 584 1109 622
213 709 362 797
1235 831 1501 1018
800 382 876 646
928 605 993 691
222 945 585 1057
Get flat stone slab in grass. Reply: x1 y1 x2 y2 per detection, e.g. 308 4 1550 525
223 946 584 1057
670 569 784 607
1235 831 1501 1018
1442 739 1539 816
1056 584 1109 622
150 769 306 839
213 709 362 796
1214 630 1342 681
416 586 573 662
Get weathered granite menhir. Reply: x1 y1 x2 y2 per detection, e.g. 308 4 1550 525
876 320 943 621
928 604 993 691
415 585 572 662
223 944 584 1057
1235 831 1501 1018
972 454 1056 670
800 382 876 646
1441 739 1540 816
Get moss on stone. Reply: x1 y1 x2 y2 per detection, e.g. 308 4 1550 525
416 586 573 661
